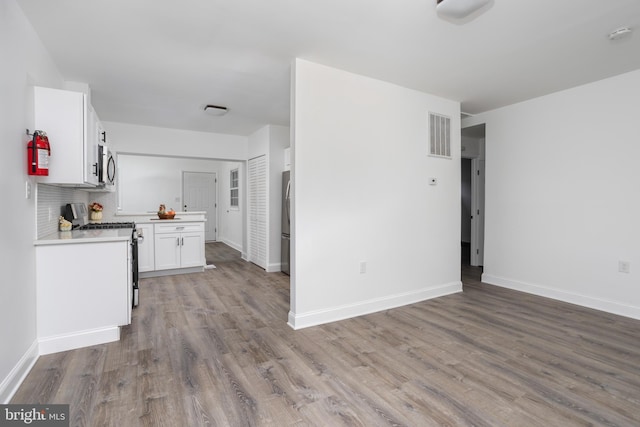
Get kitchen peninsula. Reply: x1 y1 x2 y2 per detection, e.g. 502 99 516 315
111 211 207 277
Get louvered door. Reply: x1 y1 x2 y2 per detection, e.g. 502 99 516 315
248 155 267 269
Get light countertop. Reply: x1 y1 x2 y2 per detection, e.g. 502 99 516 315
35 229 133 246
134 217 206 224
111 211 207 224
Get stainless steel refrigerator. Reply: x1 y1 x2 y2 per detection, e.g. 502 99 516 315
281 170 291 275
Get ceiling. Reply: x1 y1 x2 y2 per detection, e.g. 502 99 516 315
17 0 640 136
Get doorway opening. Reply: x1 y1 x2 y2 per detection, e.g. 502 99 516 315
461 123 485 273
461 158 473 265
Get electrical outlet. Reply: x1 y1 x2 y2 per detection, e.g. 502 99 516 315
25 181 31 199
359 261 367 274
618 261 630 274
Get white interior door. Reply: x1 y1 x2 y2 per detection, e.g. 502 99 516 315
183 171 217 241
248 155 267 269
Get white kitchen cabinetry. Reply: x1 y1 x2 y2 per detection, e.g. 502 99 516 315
97 118 108 145
35 239 130 354
154 222 205 270
34 86 99 186
137 223 155 272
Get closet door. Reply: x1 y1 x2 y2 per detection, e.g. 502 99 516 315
248 155 267 269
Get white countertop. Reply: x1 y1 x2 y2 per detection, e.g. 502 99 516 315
35 228 133 246
135 217 207 224
116 211 206 216
111 211 207 224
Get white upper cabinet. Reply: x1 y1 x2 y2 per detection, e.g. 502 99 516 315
34 86 100 186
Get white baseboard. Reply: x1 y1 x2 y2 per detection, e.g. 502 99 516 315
140 266 204 278
219 238 242 253
482 273 640 320
288 281 462 329
266 262 282 273
38 326 120 356
0 340 39 404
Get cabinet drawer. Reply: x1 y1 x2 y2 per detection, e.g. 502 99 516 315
154 222 204 234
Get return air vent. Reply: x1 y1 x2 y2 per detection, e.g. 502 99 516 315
428 112 451 158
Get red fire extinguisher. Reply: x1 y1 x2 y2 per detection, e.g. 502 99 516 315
27 130 51 176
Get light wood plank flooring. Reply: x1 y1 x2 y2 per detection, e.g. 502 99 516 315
12 243 640 426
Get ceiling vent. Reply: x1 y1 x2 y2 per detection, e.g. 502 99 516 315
428 112 452 158
204 104 228 116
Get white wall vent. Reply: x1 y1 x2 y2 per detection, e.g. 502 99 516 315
428 112 452 158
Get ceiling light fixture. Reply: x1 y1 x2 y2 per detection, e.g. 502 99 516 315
436 0 491 20
608 27 632 41
203 104 228 116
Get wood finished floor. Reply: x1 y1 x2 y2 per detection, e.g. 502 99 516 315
12 243 640 426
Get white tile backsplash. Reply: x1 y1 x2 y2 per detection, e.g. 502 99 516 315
36 185 124 238
89 190 119 221
36 184 88 238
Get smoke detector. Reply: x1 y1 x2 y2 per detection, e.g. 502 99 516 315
436 0 491 20
608 27 632 41
204 104 228 116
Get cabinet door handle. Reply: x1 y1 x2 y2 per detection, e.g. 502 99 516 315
181 237 184 246
176 237 180 246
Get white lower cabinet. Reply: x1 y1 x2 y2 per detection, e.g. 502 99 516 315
155 232 182 270
154 222 205 271
136 223 155 272
35 239 130 354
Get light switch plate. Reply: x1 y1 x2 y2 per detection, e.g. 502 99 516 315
618 261 630 274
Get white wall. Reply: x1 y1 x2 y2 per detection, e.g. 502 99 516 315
0 0 65 402
289 59 462 328
461 135 482 159
248 125 270 159
466 69 640 319
116 154 230 213
104 121 248 161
